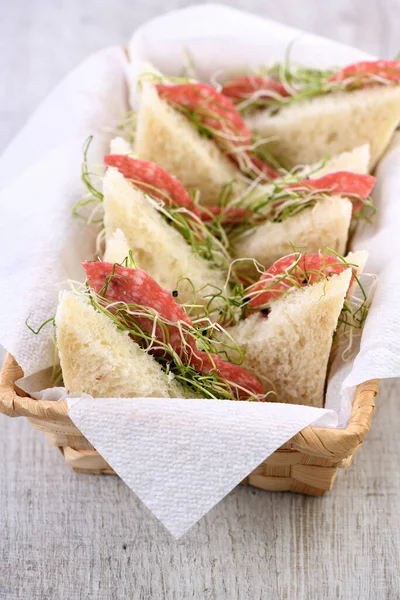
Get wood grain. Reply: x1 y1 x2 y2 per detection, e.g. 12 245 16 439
1 1 400 598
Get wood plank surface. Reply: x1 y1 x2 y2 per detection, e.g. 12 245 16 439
1 1 400 598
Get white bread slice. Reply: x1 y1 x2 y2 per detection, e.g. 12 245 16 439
346 249 368 274
232 195 352 269
134 81 247 205
103 228 131 264
55 291 186 398
299 144 370 178
226 268 352 407
247 86 400 170
103 167 227 306
109 136 133 155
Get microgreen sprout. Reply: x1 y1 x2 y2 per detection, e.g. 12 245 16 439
115 110 138 144
180 46 199 79
25 315 55 335
80 136 103 201
72 136 104 223
25 315 62 385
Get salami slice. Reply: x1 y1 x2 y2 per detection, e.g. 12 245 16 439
246 253 351 312
83 261 264 399
222 75 290 101
156 83 252 147
104 155 200 216
288 172 375 199
329 60 400 83
288 171 375 213
156 83 279 179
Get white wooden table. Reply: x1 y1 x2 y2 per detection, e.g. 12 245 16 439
1 1 400 598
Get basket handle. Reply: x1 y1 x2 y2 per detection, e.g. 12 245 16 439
0 353 70 423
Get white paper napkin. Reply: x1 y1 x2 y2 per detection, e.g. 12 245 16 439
127 2 371 81
1 4 400 537
0 46 129 189
67 396 336 537
0 46 129 375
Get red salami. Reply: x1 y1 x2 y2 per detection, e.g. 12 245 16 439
329 60 400 84
83 261 190 349
83 261 264 399
246 253 352 312
104 155 200 216
156 83 252 147
288 171 376 214
222 75 290 101
288 172 375 199
156 83 279 179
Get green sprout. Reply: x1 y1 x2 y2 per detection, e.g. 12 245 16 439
72 136 104 223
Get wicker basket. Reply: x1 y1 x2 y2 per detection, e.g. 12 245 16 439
0 352 379 496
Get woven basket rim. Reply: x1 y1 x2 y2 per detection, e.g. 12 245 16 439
0 352 378 461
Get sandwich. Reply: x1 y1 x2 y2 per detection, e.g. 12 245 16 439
228 169 375 271
224 249 368 407
56 262 265 401
55 249 369 409
101 154 231 308
133 72 281 204
55 290 187 399
223 59 400 169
